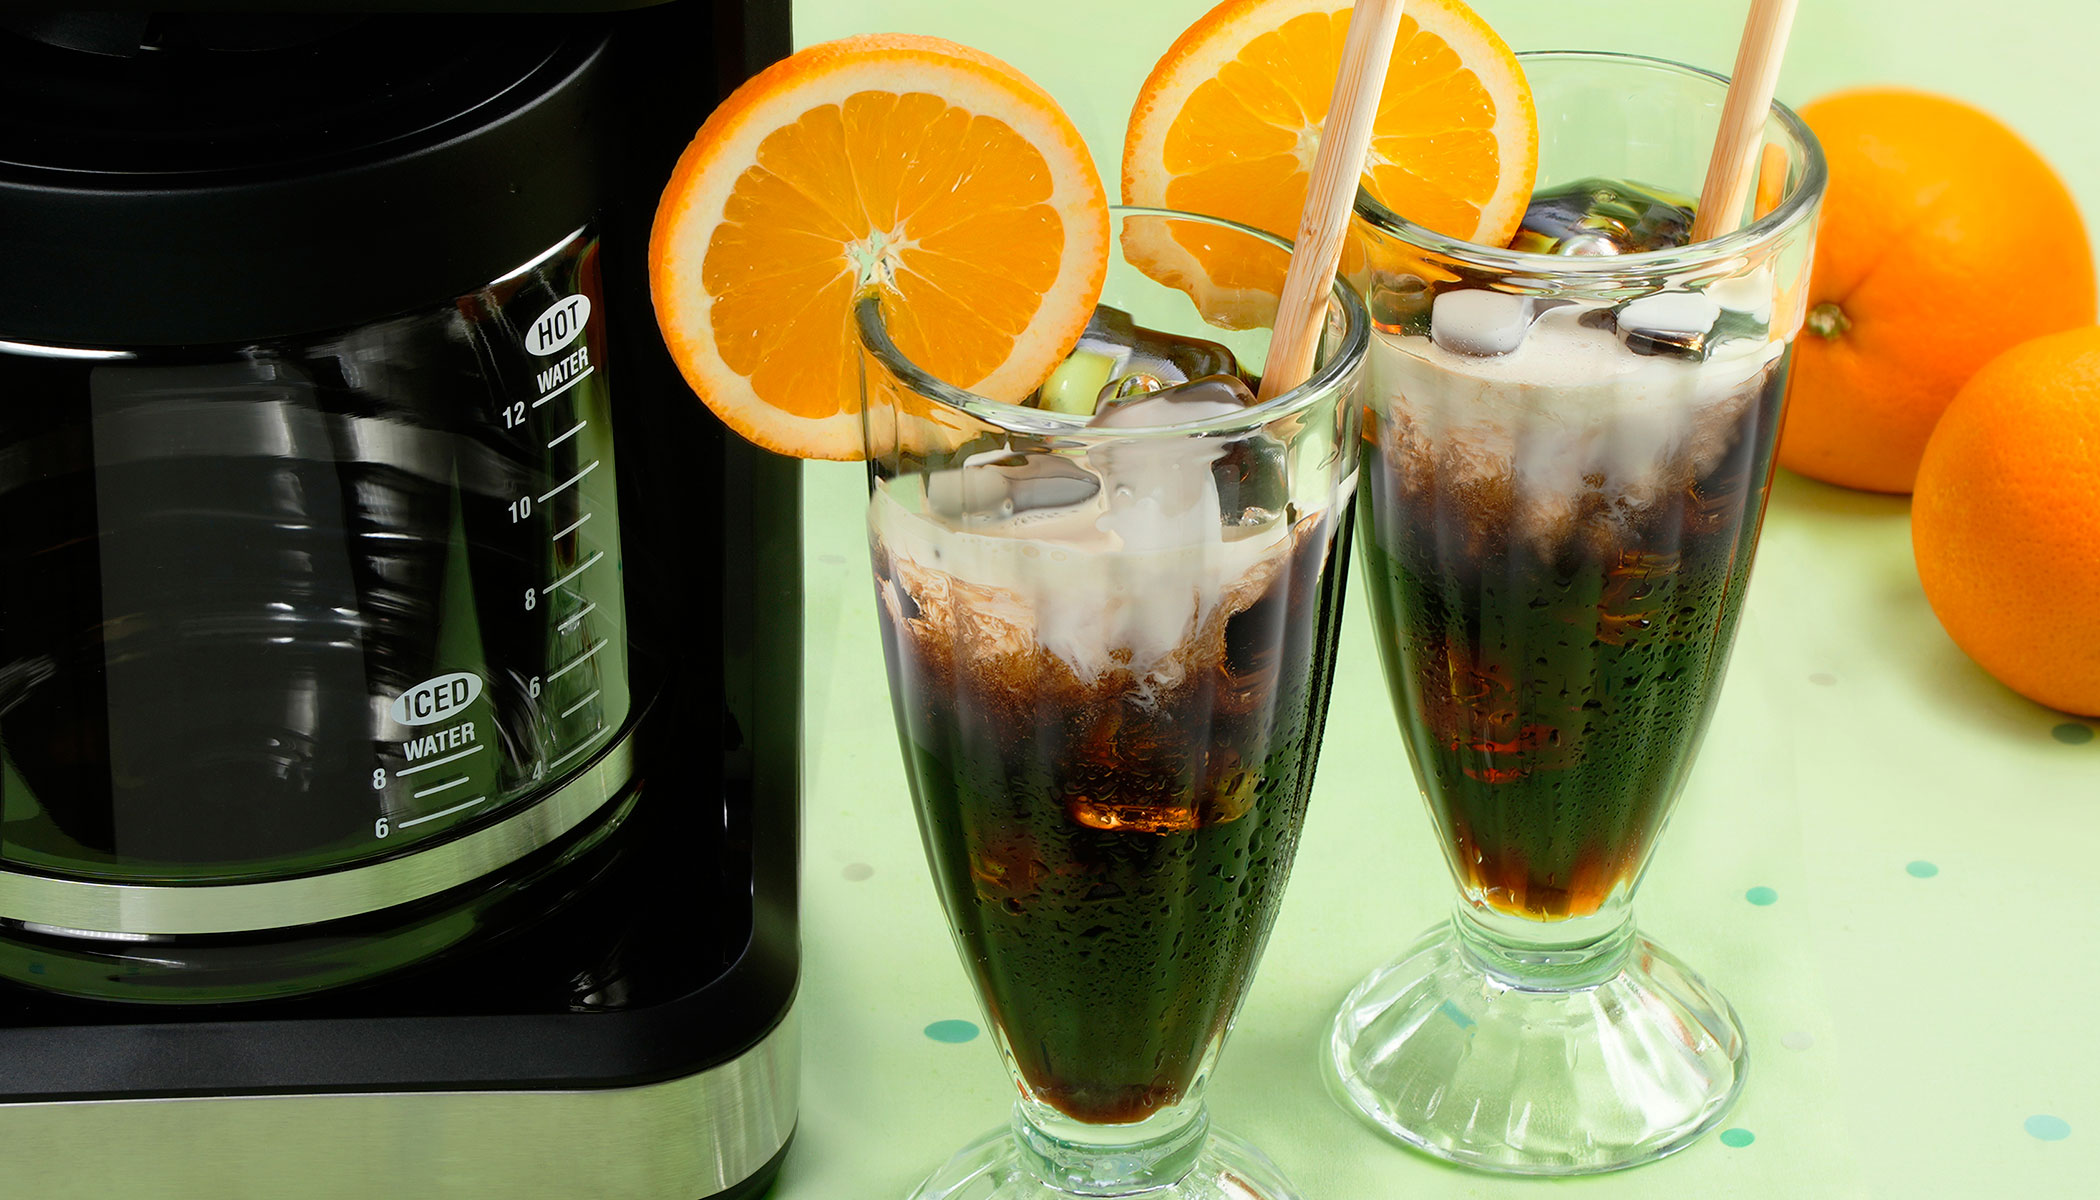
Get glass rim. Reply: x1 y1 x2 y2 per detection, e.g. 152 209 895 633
1352 49 1829 277
854 205 1371 441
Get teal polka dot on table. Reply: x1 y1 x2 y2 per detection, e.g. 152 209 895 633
1745 886 1778 906
2053 723 2095 746
2026 1115 2072 1142
924 1019 980 1044
1436 999 1477 1030
1720 1128 1756 1148
1907 860 1939 879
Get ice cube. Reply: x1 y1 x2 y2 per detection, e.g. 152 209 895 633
1211 430 1288 524
1705 268 1775 350
1073 306 1143 356
1508 178 1696 256
1616 291 1721 361
999 453 1101 513
1074 306 1241 390
924 451 1012 519
1089 374 1256 429
1431 289 1536 357
1366 272 1434 336
924 449 1100 523
1708 269 1774 322
1090 375 1283 523
1554 230 1628 256
1085 375 1257 555
1098 371 1168 408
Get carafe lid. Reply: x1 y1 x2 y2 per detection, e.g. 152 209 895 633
0 15 611 346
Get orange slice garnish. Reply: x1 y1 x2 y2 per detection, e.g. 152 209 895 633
1121 0 1536 326
651 34 1109 460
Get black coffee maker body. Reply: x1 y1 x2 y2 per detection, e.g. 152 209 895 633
0 6 799 1196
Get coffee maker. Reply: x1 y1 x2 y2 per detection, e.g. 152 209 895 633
0 4 800 1196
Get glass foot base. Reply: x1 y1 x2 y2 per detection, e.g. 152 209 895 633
907 1122 1305 1200
1327 920 1746 1175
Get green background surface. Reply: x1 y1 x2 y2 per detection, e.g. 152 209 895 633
773 2 2100 1197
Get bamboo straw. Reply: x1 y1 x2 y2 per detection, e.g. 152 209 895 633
1255 0 1406 401
1689 0 1802 243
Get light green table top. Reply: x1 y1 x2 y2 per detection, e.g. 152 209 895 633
773 3 2100 1196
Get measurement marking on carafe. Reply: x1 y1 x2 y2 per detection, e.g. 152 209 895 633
557 600 598 634
547 418 588 449
547 640 605 682
393 744 485 777
542 550 604 596
551 512 594 542
538 460 600 503
412 774 470 800
559 689 601 720
531 365 594 407
547 725 614 772
397 796 488 829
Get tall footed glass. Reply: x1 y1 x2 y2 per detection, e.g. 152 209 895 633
862 208 1366 1200
1329 53 1826 1174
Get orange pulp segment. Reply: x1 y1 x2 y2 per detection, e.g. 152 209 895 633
1122 0 1536 326
651 34 1109 460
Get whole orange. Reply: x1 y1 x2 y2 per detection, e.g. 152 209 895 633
1912 327 2100 716
1780 89 2095 493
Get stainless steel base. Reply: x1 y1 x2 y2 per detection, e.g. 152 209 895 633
0 1005 797 1199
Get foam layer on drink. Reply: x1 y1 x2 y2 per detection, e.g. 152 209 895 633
869 465 1306 692
1371 301 1784 559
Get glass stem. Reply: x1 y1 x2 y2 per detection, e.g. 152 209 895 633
1013 1097 1209 1197
1452 897 1637 991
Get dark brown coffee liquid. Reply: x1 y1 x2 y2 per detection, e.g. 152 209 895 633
1359 359 1787 919
873 515 1346 1124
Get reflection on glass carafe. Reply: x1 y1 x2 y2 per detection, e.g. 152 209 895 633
0 229 631 885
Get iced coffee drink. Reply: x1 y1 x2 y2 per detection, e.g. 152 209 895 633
1328 51 1827 1176
865 209 1365 1200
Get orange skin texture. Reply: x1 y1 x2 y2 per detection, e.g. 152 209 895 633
1781 89 2095 494
1912 327 2100 716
